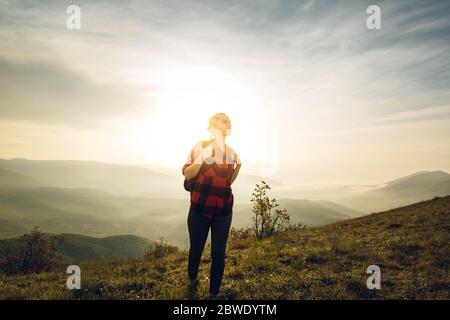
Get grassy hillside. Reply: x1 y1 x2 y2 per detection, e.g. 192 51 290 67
0 196 448 300
0 233 154 263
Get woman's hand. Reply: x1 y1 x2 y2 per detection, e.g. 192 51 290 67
184 163 201 181
183 153 203 181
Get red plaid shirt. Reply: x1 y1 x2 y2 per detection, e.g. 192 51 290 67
182 139 240 220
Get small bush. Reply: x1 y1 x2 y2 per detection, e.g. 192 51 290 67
16 227 61 274
0 227 62 275
250 180 291 239
144 237 178 260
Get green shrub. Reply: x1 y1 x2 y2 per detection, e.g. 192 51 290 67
144 237 178 260
250 180 291 239
16 227 61 274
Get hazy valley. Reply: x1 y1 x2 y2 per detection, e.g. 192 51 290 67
0 158 449 255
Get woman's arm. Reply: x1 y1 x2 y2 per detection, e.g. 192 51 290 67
230 163 241 185
229 151 242 185
182 143 203 181
183 163 202 181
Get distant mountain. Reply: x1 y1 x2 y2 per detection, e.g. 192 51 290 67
0 168 41 190
0 187 124 238
2 169 442 246
312 200 362 218
0 185 192 242
340 171 450 213
0 219 28 239
0 233 154 262
0 158 176 197
383 171 450 194
0 178 359 246
277 199 356 226
0 158 278 200
2 158 448 247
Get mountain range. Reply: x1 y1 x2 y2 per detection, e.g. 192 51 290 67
339 171 450 212
1 158 449 249
0 233 153 262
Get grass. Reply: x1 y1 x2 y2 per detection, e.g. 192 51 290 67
0 196 449 300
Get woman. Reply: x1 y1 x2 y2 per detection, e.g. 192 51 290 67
182 112 242 299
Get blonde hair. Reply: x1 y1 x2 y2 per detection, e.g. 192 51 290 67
207 112 228 131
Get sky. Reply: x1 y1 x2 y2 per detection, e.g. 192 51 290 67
0 0 449 184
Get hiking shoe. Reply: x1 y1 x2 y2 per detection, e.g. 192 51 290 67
207 293 221 300
186 278 199 299
188 278 199 290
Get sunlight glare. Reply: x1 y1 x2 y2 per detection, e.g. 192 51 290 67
137 64 266 169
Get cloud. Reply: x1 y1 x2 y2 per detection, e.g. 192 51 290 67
303 0 315 11
0 59 151 128
1 1 448 128
0 0 449 181
372 105 450 123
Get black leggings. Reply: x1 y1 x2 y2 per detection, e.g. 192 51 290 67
187 208 233 295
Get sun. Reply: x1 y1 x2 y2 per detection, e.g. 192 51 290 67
127 63 270 171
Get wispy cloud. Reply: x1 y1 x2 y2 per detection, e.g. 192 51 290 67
372 105 450 123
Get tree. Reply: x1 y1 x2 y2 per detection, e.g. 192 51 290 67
250 180 290 239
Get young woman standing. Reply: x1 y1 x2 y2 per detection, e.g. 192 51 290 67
182 112 242 299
